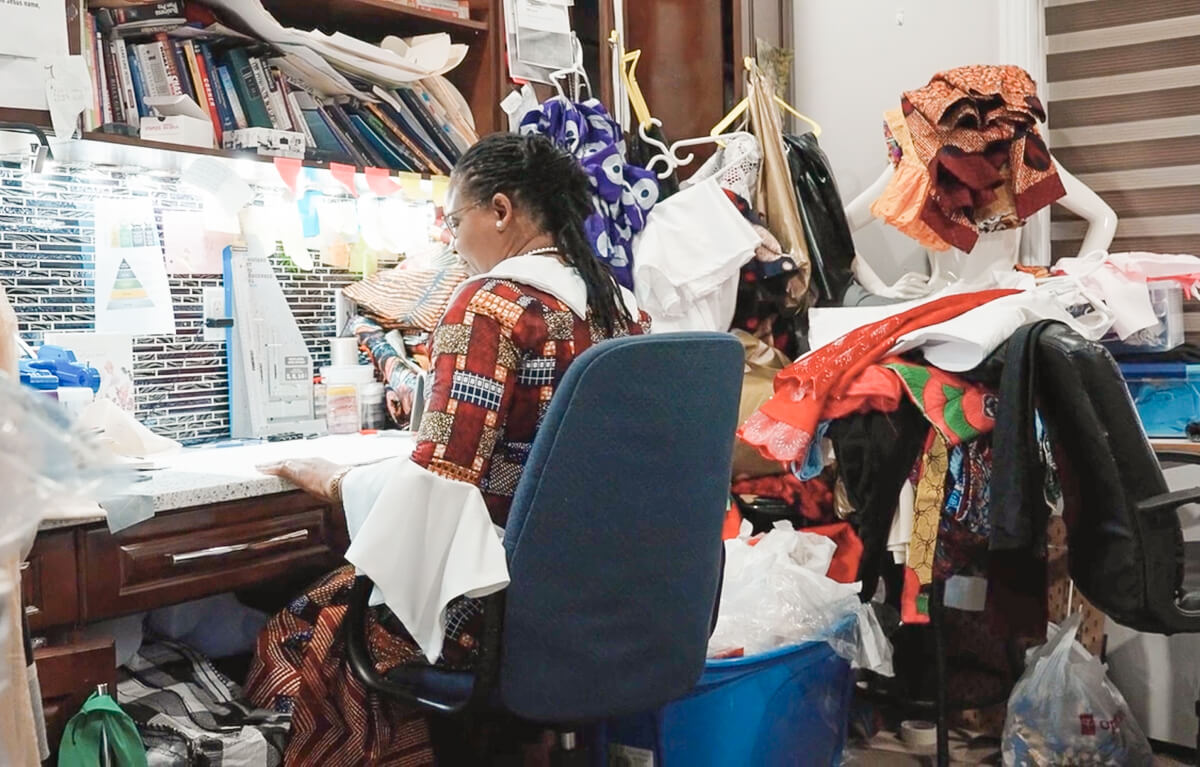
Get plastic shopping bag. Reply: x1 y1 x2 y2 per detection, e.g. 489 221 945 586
1002 614 1152 766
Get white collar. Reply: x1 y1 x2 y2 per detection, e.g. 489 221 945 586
472 254 639 320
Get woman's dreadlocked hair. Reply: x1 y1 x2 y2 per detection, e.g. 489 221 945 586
451 132 633 335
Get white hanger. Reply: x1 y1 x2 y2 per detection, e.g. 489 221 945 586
549 36 592 102
644 124 755 180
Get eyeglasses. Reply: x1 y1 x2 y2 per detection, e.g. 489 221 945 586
443 202 482 239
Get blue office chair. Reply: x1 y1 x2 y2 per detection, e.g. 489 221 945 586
344 332 744 757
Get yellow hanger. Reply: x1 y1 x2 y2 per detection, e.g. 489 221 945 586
711 57 822 137
621 49 654 130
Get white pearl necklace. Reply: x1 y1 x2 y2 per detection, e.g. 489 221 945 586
516 246 561 259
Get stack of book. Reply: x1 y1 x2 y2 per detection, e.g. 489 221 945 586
396 0 471 21
81 0 476 173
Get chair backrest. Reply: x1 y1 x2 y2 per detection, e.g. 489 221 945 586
499 332 743 721
1034 324 1198 634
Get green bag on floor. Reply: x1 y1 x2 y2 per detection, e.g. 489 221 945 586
58 692 147 767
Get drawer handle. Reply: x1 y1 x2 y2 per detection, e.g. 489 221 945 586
170 529 310 565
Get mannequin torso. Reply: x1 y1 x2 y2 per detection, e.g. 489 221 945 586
844 159 1117 297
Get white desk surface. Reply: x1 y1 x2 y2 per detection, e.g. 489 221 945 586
39 433 415 530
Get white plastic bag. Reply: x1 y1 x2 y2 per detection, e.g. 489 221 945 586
707 521 893 675
1002 614 1153 766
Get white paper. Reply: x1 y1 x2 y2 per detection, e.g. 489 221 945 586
93 197 177 336
270 199 312 270
0 55 50 110
0 0 68 60
42 332 136 412
271 44 369 100
43 55 90 142
381 34 467 78
181 157 254 216
162 209 233 275
198 0 302 45
299 30 424 86
515 0 571 33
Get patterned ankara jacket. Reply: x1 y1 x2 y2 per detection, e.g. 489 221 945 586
411 264 650 528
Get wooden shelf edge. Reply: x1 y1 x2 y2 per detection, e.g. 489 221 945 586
267 0 490 34
353 0 489 32
56 131 447 180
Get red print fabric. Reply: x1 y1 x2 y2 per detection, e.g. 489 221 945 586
739 289 1017 464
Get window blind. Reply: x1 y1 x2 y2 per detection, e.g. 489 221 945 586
1045 0 1200 263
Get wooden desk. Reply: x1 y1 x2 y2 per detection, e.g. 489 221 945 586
23 490 348 751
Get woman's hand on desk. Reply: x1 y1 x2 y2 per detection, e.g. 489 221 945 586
258 458 350 505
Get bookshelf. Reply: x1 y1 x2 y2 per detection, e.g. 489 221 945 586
0 0 506 171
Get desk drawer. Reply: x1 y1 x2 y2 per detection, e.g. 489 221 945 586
22 531 79 632
81 492 346 621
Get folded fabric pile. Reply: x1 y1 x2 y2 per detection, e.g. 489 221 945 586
739 289 1017 464
118 640 290 767
341 257 468 333
519 97 659 289
873 65 1066 253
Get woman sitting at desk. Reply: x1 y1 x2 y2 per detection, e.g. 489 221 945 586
248 133 649 765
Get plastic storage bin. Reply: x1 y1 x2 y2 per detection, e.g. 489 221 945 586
1120 363 1200 438
1103 281 1184 355
597 637 854 767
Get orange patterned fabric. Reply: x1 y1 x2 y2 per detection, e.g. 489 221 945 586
872 109 953 251
899 65 1065 253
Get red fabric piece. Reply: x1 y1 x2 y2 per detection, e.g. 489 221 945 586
731 474 835 524
802 523 864 584
824 364 904 420
722 501 743 540
900 566 930 625
739 289 1018 464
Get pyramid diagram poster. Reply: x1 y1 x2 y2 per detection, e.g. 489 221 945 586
93 197 176 335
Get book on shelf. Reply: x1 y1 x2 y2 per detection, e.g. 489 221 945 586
95 1 187 37
395 0 470 21
76 2 479 171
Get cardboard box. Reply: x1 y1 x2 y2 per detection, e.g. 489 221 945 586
222 128 306 160
139 95 215 149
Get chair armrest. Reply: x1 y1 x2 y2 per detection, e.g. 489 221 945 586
1138 487 1200 516
344 575 476 715
1145 448 1200 514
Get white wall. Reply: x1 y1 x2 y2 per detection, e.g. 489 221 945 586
791 1 1007 281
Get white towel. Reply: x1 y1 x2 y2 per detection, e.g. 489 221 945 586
342 457 509 662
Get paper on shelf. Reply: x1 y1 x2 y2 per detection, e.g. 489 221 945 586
271 44 370 100
299 30 425 86
381 34 468 77
199 0 304 45
515 0 571 33
44 55 91 143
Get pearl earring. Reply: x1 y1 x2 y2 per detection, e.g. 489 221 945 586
496 222 503 230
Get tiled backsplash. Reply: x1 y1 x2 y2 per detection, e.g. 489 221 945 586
1 165 382 444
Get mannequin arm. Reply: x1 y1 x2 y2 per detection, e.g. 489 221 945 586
1055 163 1117 257
844 165 895 232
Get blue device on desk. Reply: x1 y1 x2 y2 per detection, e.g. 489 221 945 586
17 358 58 392
33 345 101 391
1120 363 1200 439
